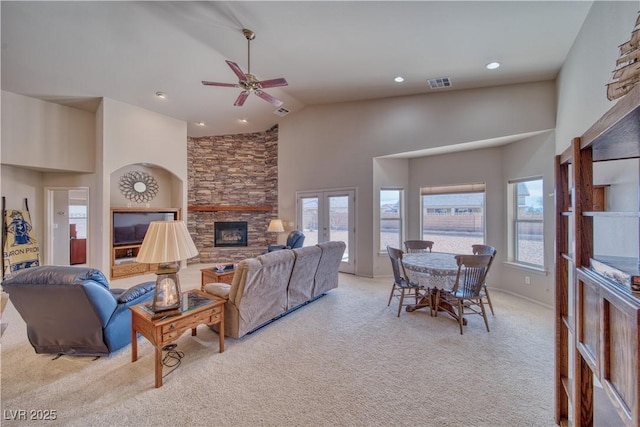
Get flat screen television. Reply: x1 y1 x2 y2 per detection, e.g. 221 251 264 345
112 210 178 246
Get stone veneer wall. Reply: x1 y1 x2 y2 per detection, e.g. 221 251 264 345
187 126 278 263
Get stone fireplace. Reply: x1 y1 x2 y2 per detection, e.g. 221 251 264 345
214 221 248 247
187 127 278 262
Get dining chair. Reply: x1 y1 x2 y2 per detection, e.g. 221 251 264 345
434 254 492 334
404 240 434 253
386 246 429 317
471 244 497 315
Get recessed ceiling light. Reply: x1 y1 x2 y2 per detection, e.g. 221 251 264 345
394 76 405 83
155 91 167 99
196 122 205 126
239 118 248 123
486 62 501 70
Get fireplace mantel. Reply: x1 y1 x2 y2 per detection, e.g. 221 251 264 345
188 205 272 212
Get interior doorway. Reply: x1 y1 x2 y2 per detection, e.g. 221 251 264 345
45 187 89 266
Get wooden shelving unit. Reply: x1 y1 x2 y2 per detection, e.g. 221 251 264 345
110 207 180 279
555 84 640 426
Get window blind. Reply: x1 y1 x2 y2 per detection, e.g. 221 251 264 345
420 183 486 195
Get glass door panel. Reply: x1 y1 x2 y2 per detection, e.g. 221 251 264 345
328 195 349 263
300 196 319 246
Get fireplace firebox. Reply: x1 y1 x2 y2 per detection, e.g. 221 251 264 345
214 221 248 247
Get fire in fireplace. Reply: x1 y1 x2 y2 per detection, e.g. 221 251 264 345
214 221 248 247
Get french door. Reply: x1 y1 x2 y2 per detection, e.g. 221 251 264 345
296 189 355 274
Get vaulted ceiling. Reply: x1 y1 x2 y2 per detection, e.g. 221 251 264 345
1 1 593 137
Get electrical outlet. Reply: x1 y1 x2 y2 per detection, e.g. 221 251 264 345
525 276 531 285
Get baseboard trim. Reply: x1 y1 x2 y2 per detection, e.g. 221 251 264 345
489 287 553 310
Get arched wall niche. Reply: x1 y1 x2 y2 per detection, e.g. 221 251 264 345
110 163 183 210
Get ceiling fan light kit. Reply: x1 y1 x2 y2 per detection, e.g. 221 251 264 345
202 28 288 107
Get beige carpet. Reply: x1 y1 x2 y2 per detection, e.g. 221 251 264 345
0 264 555 426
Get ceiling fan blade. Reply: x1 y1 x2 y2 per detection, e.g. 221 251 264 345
226 60 248 82
258 78 288 89
234 91 250 107
255 90 283 107
202 81 238 88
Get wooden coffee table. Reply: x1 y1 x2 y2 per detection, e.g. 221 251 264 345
201 267 235 290
130 289 225 388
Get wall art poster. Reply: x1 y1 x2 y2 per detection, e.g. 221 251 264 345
3 209 40 275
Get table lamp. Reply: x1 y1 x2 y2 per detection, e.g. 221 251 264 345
267 219 285 233
267 219 285 248
136 220 199 319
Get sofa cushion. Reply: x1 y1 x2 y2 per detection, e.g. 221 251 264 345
204 283 231 299
313 241 346 297
228 259 262 306
236 249 294 336
288 246 322 309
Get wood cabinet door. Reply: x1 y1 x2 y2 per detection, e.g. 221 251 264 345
600 284 640 426
577 270 600 376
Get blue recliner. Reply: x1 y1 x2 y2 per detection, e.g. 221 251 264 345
1 265 155 356
268 230 305 252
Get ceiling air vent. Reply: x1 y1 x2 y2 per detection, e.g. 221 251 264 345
274 106 291 117
427 77 452 89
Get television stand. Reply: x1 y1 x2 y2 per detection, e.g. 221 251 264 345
110 207 180 279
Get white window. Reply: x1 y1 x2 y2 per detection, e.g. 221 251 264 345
421 183 485 253
380 189 403 251
510 177 544 267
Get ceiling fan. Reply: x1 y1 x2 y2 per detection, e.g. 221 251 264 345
202 28 288 107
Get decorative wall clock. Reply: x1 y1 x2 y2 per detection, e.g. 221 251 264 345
119 171 159 203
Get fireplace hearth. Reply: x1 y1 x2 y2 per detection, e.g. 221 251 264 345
214 221 248 247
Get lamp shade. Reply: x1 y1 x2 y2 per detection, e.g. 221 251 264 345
267 219 285 233
136 220 199 264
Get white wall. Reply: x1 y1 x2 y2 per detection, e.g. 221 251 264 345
98 98 188 272
101 98 187 176
500 132 556 306
1 91 95 172
279 81 557 278
372 157 409 276
1 92 96 266
556 1 639 152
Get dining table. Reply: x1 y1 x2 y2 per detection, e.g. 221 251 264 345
402 251 464 322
